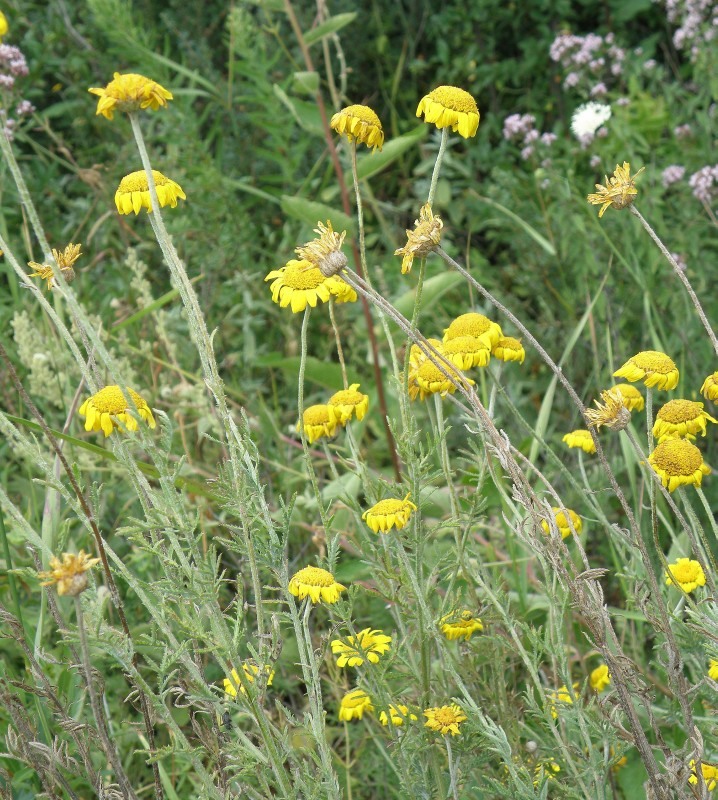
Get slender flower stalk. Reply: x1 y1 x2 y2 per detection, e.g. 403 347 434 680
328 298 348 388
427 127 449 207
445 735 460 800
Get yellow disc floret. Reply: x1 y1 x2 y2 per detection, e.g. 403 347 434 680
444 313 502 349
89 72 173 120
79 385 156 437
613 350 679 391
648 438 710 492
653 399 717 441
115 169 186 215
330 104 384 151
416 86 480 138
288 565 346 604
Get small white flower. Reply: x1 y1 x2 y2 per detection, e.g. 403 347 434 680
570 102 612 140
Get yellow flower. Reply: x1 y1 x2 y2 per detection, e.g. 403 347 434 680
589 664 611 692
612 383 645 412
406 339 444 401
492 336 525 364
114 170 186 215
444 313 502 349
330 104 384 151
709 660 718 681
585 388 631 432
89 72 173 120
423 703 467 736
0 11 8 39
394 204 443 274
38 550 100 597
362 493 417 534
327 384 369 424
541 507 582 539
265 259 354 313
79 385 156 437
665 558 706 594
415 358 474 399
379 704 417 727
331 628 392 667
701 372 718 402
587 161 644 217
613 350 679 390
297 404 337 445
689 760 718 791
547 683 578 719
295 220 348 278
442 335 491 369
339 689 373 721
28 243 82 290
653 399 717 441
440 609 484 641
562 429 596 454
533 761 561 786
416 86 480 138
223 662 275 698
648 438 710 492
288 565 346 604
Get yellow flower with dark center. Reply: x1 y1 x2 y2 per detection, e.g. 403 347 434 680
115 170 186 215
394 204 443 274
288 565 346 604
653 399 717 441
423 703 467 736
223 662 274 698
330 104 384 151
416 86 480 138
665 558 706 593
589 664 611 692
648 438 710 492
442 335 491 370
339 689 373 721
587 161 644 217
541 507 582 539
440 609 484 641
689 760 718 791
612 383 645 412
709 660 718 681
79 385 156 437
265 259 354 313
295 220 348 278
0 11 8 39
363 493 417 534
585 388 631 432
701 372 718 402
331 628 392 667
444 312 502 349
547 683 578 719
28 243 82 290
327 384 369 424
406 339 443 401
38 550 100 597
89 72 173 120
379 704 417 726
562 429 596 454
613 350 679 390
415 359 474 399
492 336 525 364
296 404 337 445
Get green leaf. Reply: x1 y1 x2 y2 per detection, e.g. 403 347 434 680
293 71 320 95
356 126 427 181
254 353 358 390
393 271 463 318
280 195 355 235
473 194 556 256
304 13 357 46
112 274 204 331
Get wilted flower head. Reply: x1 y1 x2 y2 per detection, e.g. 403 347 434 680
28 243 82 290
295 220 347 278
395 204 443 274
39 550 100 596
587 161 644 217
89 72 173 120
585 388 631 431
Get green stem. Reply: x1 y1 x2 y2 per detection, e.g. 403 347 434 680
0 511 25 638
427 127 449 208
445 735 459 800
328 298 348 388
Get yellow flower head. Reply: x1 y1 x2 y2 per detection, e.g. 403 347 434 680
585 388 632 432
562 429 596 454
423 703 467 736
541 507 582 540
589 664 611 692
416 86 480 138
331 628 392 667
587 161 644 217
0 11 8 39
442 335 491 370
89 72 173 120
288 565 345 604
265 259 354 313
612 383 645 412
533 761 561 786
689 760 718 791
295 220 348 279
440 609 484 641
665 558 706 594
327 384 369 425
28 243 82 290
339 688 373 721
406 339 444 401
709 660 718 681
547 683 578 719
415 358 474 399
701 372 718 403
115 170 186 215
330 104 384 151
79 385 156 437
653 399 717 441
38 550 100 597
394 204 443 274
492 336 525 364
223 662 274 698
379 704 417 727
648 438 710 492
297 404 337 445
444 313 502 349
613 350 679 390
362 493 417 534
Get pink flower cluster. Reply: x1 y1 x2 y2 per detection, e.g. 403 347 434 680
0 43 33 140
665 0 718 62
502 113 557 161
688 164 718 204
549 31 625 97
662 165 686 187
